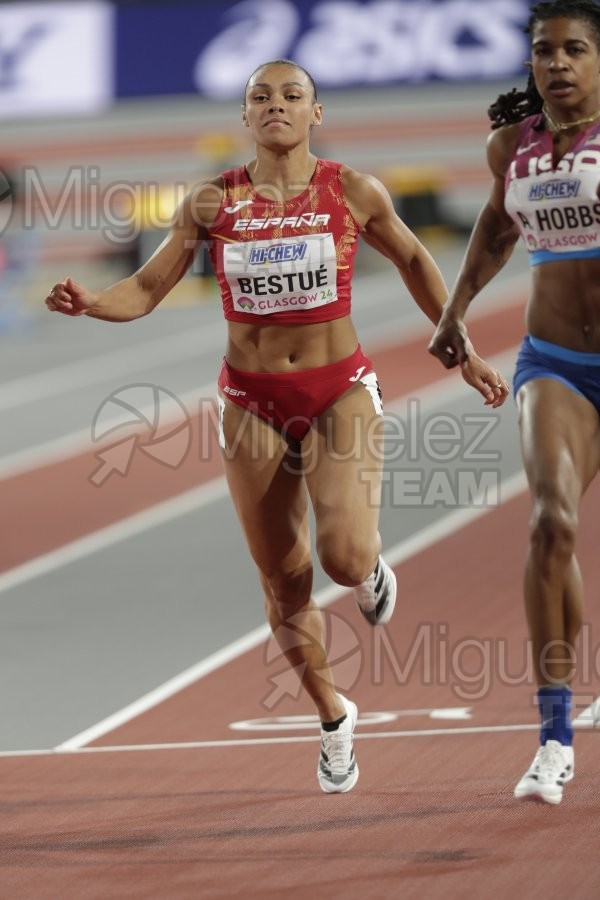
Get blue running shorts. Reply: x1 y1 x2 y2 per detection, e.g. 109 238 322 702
514 336 600 413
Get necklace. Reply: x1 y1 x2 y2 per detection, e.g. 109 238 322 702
543 104 600 134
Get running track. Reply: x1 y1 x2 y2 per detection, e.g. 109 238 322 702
1 271 599 899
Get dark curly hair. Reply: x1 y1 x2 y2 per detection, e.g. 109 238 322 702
488 1 600 129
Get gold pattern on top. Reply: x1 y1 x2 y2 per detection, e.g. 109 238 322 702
219 162 359 267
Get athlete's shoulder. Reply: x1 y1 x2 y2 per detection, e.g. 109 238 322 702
487 122 526 178
185 175 225 231
335 164 392 230
339 164 389 206
312 159 381 217
337 162 385 192
488 113 542 155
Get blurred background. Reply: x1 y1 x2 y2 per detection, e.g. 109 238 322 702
0 0 534 325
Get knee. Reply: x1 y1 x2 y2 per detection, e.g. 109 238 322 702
530 499 578 563
317 533 379 587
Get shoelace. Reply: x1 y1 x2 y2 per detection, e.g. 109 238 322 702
322 729 352 772
534 742 567 779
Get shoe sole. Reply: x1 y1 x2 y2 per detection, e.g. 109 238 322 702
514 788 562 805
318 764 359 794
514 771 573 805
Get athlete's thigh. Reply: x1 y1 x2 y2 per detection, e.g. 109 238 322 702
303 381 384 538
218 394 311 572
517 378 600 502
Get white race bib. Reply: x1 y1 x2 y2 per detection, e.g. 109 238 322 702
224 233 338 316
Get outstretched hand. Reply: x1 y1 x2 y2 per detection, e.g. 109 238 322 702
428 315 509 407
460 353 509 408
45 277 96 316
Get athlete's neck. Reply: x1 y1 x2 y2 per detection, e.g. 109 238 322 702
543 102 600 134
247 150 319 200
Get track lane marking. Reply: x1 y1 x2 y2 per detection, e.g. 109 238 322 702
4 706 600 758
1 722 591 759
53 469 528 751
0 477 228 596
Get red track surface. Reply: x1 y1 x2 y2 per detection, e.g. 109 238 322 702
2 294 599 899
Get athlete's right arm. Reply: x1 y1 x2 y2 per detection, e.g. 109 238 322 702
428 126 521 368
45 181 223 322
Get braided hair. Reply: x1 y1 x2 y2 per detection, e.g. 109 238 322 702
488 0 600 129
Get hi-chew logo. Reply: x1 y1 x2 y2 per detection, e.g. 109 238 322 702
249 242 308 265
529 178 581 201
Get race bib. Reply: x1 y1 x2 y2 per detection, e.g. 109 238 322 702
223 233 338 316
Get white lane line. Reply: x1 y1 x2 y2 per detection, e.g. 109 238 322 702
0 380 217 481
54 469 527 752
0 322 225 413
6 708 600 758
0 724 547 758
572 698 600 728
229 708 473 731
73 724 543 749
0 477 228 597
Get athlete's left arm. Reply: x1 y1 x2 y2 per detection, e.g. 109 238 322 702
342 167 447 324
342 167 509 407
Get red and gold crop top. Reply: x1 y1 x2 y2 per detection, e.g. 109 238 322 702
207 159 361 324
